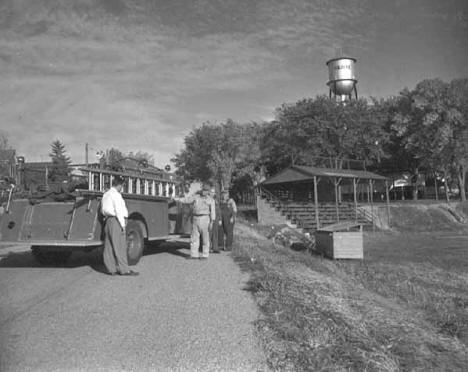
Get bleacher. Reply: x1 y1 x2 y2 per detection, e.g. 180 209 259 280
265 199 370 233
257 163 387 233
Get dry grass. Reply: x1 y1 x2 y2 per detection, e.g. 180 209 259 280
233 219 468 371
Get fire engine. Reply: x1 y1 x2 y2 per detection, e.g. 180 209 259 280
0 165 191 265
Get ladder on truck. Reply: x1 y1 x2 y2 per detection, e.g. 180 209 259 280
83 168 179 198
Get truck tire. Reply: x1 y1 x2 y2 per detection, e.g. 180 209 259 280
126 220 145 265
31 246 72 266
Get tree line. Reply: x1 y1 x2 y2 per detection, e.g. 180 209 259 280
173 78 468 201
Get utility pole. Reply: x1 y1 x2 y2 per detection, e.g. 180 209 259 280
85 143 89 167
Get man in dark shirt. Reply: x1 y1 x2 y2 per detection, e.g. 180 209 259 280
219 190 237 251
209 188 221 253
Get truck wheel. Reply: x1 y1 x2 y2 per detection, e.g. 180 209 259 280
31 246 72 266
126 220 145 265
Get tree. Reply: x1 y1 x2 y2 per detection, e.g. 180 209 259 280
261 96 389 175
233 122 266 186
0 130 11 151
127 151 155 166
105 148 124 171
172 119 258 192
447 78 468 201
388 78 468 201
102 148 155 171
49 140 71 182
387 80 452 200
172 123 217 185
0 130 14 178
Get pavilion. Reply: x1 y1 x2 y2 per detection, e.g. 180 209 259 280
257 165 390 230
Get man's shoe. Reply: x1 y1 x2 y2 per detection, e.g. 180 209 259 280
187 256 199 260
212 250 220 254
120 270 139 276
108 272 117 276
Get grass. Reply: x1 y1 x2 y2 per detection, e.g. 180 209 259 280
232 217 468 371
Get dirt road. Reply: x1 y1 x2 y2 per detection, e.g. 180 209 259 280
0 241 267 372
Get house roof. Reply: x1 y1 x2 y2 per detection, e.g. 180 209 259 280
24 161 52 169
262 165 388 185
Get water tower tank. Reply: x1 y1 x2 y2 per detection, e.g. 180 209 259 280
326 57 358 101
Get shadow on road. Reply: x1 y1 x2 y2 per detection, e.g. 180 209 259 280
145 240 191 259
0 240 191 271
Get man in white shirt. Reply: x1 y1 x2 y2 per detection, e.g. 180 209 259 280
101 176 138 276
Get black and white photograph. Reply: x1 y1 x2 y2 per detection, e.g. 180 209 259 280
1 1 467 371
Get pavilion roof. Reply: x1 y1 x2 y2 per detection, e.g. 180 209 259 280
262 165 387 185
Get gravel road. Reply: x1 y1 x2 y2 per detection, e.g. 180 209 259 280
0 240 268 372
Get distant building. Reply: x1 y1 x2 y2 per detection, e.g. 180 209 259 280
0 149 17 181
21 161 52 192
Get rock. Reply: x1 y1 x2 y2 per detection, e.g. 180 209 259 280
272 226 315 252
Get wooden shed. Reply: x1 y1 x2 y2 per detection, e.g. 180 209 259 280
314 221 363 259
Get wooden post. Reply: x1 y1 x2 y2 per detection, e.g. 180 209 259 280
99 172 103 192
353 178 358 222
45 166 49 190
334 178 341 222
385 180 391 228
370 179 375 232
314 176 319 229
88 170 92 190
136 178 140 194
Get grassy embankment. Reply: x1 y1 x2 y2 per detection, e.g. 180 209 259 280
233 203 468 371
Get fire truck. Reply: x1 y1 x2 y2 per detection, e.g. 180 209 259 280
0 165 191 265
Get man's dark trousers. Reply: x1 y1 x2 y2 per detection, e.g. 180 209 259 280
220 203 234 251
210 203 221 252
210 220 220 252
103 217 130 274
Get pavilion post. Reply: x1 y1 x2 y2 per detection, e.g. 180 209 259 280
353 178 358 222
369 179 375 232
334 178 341 222
385 180 391 228
314 176 320 230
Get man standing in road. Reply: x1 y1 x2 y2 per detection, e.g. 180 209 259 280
101 176 139 276
219 190 237 251
209 187 221 254
190 184 216 259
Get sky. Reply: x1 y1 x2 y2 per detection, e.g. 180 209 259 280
1 0 467 167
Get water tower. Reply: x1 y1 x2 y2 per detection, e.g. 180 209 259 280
326 56 358 102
